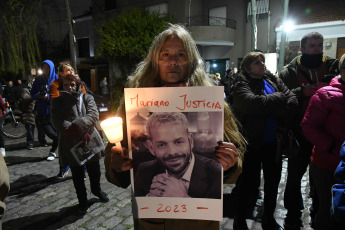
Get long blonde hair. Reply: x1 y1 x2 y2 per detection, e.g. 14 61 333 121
120 24 246 155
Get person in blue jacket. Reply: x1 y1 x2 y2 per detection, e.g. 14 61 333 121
30 60 69 178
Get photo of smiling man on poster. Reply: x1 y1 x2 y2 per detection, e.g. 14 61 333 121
134 112 222 199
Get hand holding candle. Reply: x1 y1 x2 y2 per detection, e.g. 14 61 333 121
100 117 124 154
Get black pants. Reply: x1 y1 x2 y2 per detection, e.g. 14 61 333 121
36 114 58 152
25 124 35 146
70 159 102 205
235 143 282 218
284 136 314 219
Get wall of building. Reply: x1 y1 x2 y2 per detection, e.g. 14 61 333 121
74 17 94 58
198 0 248 68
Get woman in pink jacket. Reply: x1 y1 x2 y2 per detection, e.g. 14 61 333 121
301 53 345 230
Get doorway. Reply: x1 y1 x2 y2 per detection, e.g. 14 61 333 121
205 58 230 78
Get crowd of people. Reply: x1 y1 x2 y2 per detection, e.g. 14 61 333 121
1 24 345 230
0 60 110 221
104 26 345 230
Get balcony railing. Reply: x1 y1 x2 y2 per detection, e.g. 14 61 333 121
186 15 236 29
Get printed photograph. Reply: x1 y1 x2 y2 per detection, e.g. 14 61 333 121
130 111 223 199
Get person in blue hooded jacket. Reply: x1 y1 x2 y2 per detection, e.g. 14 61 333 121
31 60 69 177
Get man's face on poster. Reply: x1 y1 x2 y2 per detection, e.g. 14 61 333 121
147 122 193 177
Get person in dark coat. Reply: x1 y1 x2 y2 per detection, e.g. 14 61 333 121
279 32 340 229
99 77 109 99
3 81 15 109
14 79 24 107
232 51 298 230
219 68 237 103
50 74 109 214
21 81 36 150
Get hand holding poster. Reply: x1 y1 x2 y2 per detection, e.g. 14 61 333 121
124 86 224 221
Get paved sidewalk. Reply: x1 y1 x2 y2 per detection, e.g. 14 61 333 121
2 134 314 230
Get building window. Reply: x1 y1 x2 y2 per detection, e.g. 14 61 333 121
247 0 269 22
105 0 117 11
145 3 168 15
77 38 90 58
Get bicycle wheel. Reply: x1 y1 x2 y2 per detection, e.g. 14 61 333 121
2 115 27 139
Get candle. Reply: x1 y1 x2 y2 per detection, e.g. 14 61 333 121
100 117 123 153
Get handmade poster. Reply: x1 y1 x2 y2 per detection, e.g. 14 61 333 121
124 86 224 221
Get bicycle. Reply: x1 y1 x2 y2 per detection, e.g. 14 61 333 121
1 105 26 139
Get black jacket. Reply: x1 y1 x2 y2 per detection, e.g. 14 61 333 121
279 55 339 126
232 72 298 149
219 76 236 97
21 87 35 125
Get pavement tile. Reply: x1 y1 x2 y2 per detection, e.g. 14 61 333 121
103 216 123 229
104 206 120 217
85 216 106 229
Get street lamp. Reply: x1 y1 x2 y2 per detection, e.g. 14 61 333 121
278 19 295 73
283 20 295 32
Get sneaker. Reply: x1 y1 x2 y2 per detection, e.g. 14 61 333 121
56 169 70 178
47 152 56 161
92 190 110 202
27 145 34 150
78 202 89 214
41 142 48 147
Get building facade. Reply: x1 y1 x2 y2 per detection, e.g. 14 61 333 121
37 0 345 92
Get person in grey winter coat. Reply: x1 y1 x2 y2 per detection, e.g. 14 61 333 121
50 74 109 214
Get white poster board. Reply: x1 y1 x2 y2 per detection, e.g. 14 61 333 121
124 86 224 221
264 53 278 74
